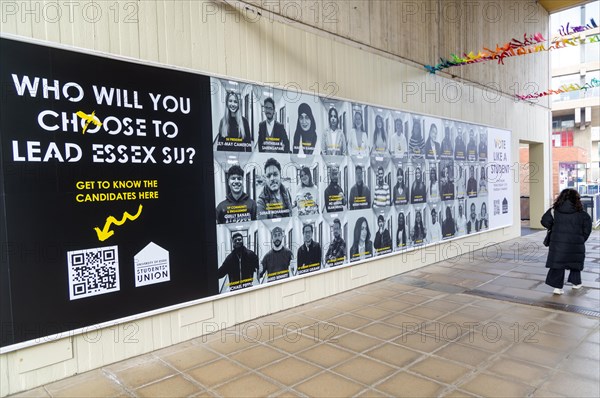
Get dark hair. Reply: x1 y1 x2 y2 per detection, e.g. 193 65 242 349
303 224 313 233
429 124 437 138
328 107 339 129
333 218 342 227
374 115 386 145
264 157 281 172
264 97 275 107
299 166 314 187
377 215 384 223
411 117 422 139
228 164 244 177
414 210 424 236
429 167 437 184
397 212 405 225
395 118 403 133
553 188 583 211
353 217 370 244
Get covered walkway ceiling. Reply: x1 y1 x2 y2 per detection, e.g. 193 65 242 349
538 0 595 13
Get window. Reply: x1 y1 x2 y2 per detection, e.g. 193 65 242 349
562 130 574 147
584 43 599 63
552 130 574 147
552 73 582 102
552 115 575 147
583 70 600 98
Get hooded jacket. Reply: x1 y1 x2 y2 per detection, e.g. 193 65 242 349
216 191 257 224
541 201 592 270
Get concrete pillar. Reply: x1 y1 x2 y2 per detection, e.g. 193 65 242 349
529 142 550 229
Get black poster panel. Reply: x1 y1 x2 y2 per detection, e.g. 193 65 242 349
0 38 217 347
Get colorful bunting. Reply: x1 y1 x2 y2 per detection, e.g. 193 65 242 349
515 78 600 101
425 19 598 74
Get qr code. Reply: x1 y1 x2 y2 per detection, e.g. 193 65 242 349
493 199 500 216
67 246 120 300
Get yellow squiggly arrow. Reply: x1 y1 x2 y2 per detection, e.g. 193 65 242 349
76 110 102 134
94 204 143 241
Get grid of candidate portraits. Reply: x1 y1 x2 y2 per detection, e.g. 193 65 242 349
212 77 490 294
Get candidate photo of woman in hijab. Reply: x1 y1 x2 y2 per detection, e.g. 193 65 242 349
293 103 318 155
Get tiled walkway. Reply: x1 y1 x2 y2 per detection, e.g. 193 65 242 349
10 230 600 397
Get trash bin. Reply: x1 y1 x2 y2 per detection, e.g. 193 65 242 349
520 196 530 221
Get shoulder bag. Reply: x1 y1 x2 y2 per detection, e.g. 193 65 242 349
543 208 554 247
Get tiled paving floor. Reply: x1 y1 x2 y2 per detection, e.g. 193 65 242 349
10 230 600 397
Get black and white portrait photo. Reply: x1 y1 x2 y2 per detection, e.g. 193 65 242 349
212 78 254 153
292 98 319 155
294 164 320 216
395 209 410 250
440 160 455 201
349 161 372 210
215 163 257 224
479 129 488 161
426 205 442 244
372 164 391 209
466 127 478 162
323 216 348 267
392 164 409 206
390 111 409 159
256 88 290 153
255 156 294 219
349 211 374 262
440 121 454 159
441 203 457 239
408 115 425 159
323 162 347 213
295 220 322 275
370 109 390 157
454 125 466 161
466 199 480 235
426 162 440 202
410 206 427 246
466 164 478 198
373 213 392 256
348 104 370 158
259 221 294 283
217 223 260 293
424 117 442 161
321 100 348 156
410 162 427 204
479 200 489 231
479 164 488 195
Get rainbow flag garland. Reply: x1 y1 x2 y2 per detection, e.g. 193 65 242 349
425 19 598 74
515 78 600 101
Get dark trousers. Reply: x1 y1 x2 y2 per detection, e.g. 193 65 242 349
545 268 582 289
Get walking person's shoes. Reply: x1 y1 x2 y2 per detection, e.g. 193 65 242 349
572 284 583 289
553 288 564 295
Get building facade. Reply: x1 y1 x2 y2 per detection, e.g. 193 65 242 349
550 1 600 195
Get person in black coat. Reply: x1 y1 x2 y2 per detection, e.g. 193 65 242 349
541 188 592 295
218 233 259 292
